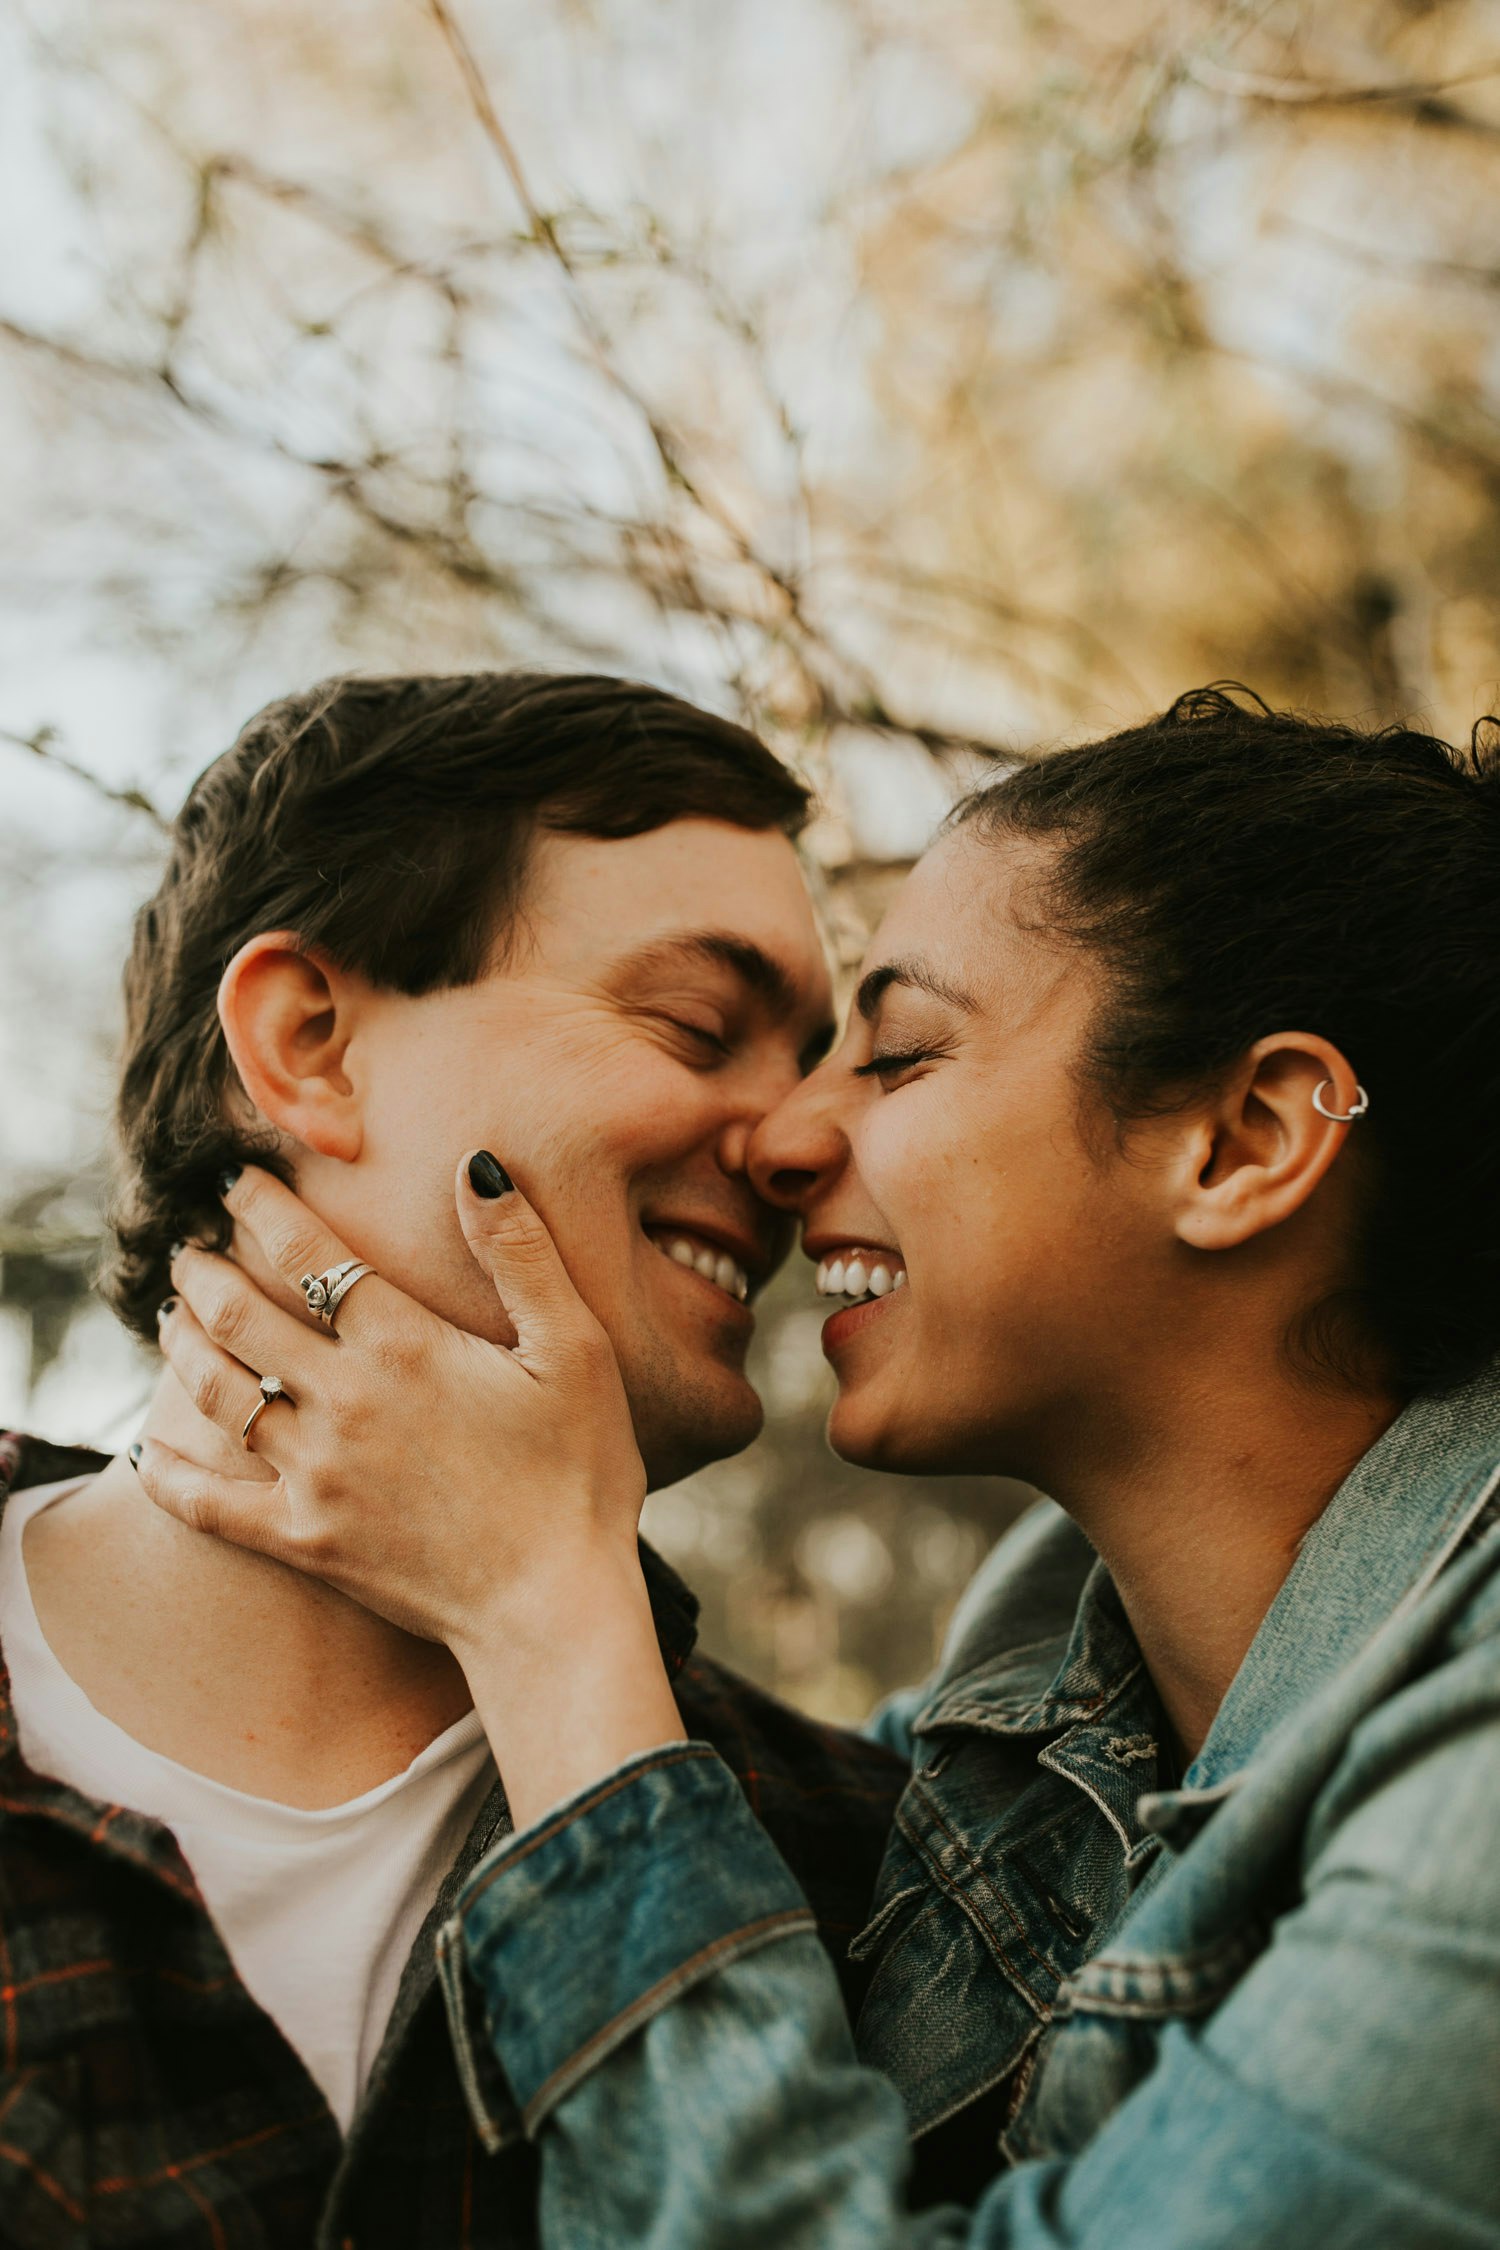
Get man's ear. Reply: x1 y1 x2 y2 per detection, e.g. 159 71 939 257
1172 1033 1366 1253
217 934 365 1162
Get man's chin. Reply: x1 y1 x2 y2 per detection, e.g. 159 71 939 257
629 1362 765 1493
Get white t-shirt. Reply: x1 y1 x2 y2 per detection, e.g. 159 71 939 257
0 1476 497 2133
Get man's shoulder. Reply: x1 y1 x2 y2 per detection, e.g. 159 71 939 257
675 1646 907 1814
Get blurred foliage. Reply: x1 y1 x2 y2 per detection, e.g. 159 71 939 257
4 0 1500 1703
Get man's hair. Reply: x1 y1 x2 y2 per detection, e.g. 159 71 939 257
105 670 811 1340
958 685 1500 1397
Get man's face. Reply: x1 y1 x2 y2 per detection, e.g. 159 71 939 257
301 819 835 1489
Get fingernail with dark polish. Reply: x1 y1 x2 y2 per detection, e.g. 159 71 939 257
216 1164 242 1197
468 1151 513 1199
157 1296 179 1324
128 1443 143 1472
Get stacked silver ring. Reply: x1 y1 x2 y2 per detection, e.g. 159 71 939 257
299 1258 377 1332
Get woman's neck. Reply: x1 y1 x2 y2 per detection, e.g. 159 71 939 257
23 1372 473 1808
1049 1354 1402 1765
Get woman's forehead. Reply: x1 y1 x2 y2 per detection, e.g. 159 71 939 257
860 825 1050 990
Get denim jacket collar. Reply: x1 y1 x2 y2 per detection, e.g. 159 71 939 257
911 1362 1500 1837
922 1557 1143 1741
1182 1362 1500 1798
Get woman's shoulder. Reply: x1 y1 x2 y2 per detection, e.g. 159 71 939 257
1310 1504 1500 1846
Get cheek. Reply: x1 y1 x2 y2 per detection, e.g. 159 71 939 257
860 1092 1110 1344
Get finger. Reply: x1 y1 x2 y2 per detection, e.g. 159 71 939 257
156 1297 297 1469
219 1164 403 1342
134 1435 294 1558
458 1150 600 1370
170 1241 325 1397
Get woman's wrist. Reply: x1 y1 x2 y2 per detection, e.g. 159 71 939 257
452 1538 686 1833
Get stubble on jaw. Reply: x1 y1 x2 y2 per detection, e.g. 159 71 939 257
618 1321 764 1492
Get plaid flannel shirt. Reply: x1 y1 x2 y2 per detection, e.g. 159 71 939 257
0 1433 908 2250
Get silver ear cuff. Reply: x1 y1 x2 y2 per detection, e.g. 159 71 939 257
1312 1080 1369 1124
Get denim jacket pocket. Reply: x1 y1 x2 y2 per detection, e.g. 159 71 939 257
851 1826 1040 2138
852 1735 1110 2139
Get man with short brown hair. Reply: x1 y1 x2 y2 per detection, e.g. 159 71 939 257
0 670 904 2247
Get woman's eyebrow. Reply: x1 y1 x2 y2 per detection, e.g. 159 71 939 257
855 959 979 1022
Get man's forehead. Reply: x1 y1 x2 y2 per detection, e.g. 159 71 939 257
523 821 829 990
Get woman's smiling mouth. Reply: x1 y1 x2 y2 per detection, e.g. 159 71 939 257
809 1243 909 1354
813 1247 907 1302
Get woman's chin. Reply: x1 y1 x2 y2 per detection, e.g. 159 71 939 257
824 1393 957 1477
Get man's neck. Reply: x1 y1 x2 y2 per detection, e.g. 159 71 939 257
1042 1336 1402 1766
22 1373 474 1809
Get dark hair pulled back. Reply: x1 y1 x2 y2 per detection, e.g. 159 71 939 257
959 685 1500 1397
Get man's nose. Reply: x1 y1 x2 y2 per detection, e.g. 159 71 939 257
744 1062 848 1213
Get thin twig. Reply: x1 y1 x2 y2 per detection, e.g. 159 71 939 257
1188 54 1500 107
0 725 168 831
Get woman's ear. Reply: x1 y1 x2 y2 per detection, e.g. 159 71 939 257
1173 1033 1366 1253
217 934 365 1163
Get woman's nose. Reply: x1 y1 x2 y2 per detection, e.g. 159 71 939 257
747 1063 847 1212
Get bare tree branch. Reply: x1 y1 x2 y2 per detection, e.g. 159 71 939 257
1188 52 1500 134
0 725 169 831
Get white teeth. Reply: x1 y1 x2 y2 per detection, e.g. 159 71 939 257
814 1249 907 1302
655 1232 748 1303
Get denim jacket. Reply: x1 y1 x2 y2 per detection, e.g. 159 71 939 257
445 1368 1500 2247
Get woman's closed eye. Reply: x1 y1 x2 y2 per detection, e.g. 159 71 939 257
852 1046 943 1087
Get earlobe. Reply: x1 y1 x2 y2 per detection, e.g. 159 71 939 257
218 935 364 1163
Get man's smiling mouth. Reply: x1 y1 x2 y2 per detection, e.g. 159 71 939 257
644 1224 751 1303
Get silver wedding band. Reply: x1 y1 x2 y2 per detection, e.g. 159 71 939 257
241 1373 294 1450
299 1258 377 1333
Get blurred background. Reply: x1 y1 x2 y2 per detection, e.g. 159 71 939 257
4 0 1499 1717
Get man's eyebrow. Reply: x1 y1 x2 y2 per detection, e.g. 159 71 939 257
612 930 809 1021
855 959 980 1023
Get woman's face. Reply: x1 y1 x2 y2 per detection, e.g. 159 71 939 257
749 824 1179 1481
